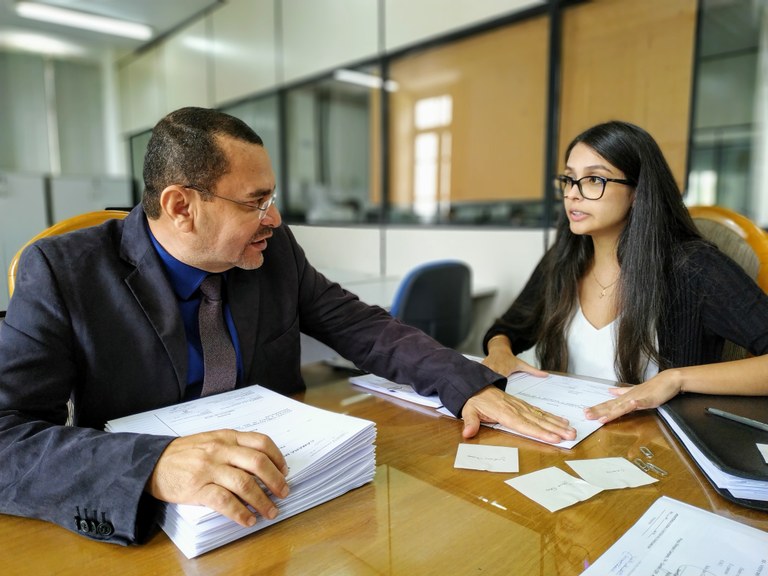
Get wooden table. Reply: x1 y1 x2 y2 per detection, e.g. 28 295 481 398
2 364 767 575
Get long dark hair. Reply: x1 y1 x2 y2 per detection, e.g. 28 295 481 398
536 121 703 383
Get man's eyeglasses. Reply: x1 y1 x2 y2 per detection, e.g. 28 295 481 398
184 184 277 219
554 174 635 200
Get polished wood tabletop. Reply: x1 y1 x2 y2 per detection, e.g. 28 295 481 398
2 364 767 576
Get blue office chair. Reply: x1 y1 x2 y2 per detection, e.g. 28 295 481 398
390 260 472 349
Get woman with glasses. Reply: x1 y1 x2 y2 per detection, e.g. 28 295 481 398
482 120 768 422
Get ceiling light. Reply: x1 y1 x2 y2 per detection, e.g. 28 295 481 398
334 69 399 92
0 30 85 56
15 2 153 41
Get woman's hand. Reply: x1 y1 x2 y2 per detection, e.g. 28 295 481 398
584 370 683 423
481 335 547 378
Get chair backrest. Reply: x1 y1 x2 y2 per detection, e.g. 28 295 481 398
689 205 768 291
7 210 130 298
689 205 768 360
390 260 472 349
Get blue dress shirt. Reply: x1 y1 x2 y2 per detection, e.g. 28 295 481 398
148 230 243 399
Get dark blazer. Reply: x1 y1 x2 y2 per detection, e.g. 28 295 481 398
0 206 502 545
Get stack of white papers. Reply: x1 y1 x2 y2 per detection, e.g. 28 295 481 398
106 386 376 558
583 496 768 574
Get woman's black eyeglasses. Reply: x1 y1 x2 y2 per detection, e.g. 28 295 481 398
554 175 635 200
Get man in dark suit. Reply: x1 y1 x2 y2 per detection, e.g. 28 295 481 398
0 107 574 545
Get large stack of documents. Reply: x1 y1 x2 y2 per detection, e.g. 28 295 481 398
658 394 768 507
106 386 376 558
582 496 768 574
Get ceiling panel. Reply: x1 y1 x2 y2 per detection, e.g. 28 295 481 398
0 0 223 58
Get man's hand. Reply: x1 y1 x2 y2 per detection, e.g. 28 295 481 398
146 429 289 528
461 386 576 443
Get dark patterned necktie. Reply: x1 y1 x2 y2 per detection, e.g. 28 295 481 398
198 275 237 396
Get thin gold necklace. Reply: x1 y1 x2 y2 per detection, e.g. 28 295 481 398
592 270 619 298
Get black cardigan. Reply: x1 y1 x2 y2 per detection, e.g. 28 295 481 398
484 243 768 372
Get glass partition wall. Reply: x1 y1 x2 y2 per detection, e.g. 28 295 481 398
128 0 767 229
387 16 549 227
687 0 764 220
283 67 378 224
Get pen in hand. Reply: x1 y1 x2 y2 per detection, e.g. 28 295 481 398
705 407 768 433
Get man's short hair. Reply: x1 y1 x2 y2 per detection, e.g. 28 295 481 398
142 107 264 219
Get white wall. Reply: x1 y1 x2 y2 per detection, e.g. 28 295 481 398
384 0 544 51
0 172 48 309
163 18 211 113
211 0 277 104
753 4 768 227
290 225 383 277
291 224 546 354
119 46 165 134
0 53 50 172
281 0 378 84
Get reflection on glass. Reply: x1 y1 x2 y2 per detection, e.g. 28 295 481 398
388 17 549 226
411 96 453 223
284 66 378 224
688 0 763 221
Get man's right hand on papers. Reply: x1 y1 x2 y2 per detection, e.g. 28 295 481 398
145 429 290 528
460 386 576 443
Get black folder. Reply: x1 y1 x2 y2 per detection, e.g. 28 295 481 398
659 394 768 512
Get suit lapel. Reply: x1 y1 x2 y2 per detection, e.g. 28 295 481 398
227 268 261 383
119 207 188 397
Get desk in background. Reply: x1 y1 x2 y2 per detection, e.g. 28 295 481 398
301 268 497 364
2 364 766 576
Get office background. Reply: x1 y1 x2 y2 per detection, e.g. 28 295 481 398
0 0 766 352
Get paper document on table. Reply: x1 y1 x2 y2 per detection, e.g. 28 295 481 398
505 467 603 512
454 443 519 473
106 385 376 558
349 373 443 408
350 367 615 448
490 372 616 449
565 457 657 489
582 496 768 575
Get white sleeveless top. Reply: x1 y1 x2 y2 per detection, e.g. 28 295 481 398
565 306 659 382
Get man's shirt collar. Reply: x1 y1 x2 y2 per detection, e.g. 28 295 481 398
148 228 207 300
